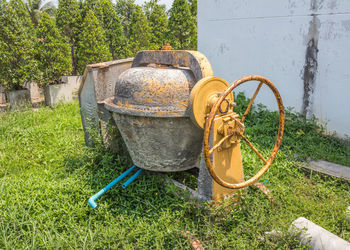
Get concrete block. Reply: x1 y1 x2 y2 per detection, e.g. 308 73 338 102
0 84 6 104
24 82 40 99
61 75 82 95
302 160 350 181
7 89 31 109
43 83 72 107
289 217 350 250
0 103 8 111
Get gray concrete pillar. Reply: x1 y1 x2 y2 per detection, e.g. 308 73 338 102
289 217 350 249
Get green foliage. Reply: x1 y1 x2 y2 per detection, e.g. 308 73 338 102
144 0 168 50
24 0 56 27
76 10 112 74
0 0 38 91
188 0 197 18
115 0 135 38
234 92 350 166
56 0 81 74
80 0 100 20
35 12 72 86
95 0 127 59
168 0 197 50
128 5 151 55
0 101 349 248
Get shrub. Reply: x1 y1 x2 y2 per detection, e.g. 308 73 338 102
128 5 151 55
35 12 72 86
56 0 81 75
168 0 197 50
76 10 112 74
144 0 169 49
0 0 38 91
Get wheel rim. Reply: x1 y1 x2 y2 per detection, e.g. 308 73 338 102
203 75 285 189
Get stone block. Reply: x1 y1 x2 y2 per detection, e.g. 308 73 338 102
43 83 72 107
24 82 41 99
61 75 82 95
0 84 6 104
289 217 350 249
7 89 31 109
302 160 350 181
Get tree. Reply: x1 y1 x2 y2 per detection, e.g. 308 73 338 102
128 5 151 55
80 0 100 20
144 0 168 49
188 0 197 18
35 12 72 86
0 0 38 90
115 0 135 38
168 0 197 50
24 0 56 27
95 0 127 59
56 0 81 74
76 10 112 74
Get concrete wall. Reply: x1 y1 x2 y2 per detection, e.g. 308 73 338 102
198 0 350 137
61 75 83 96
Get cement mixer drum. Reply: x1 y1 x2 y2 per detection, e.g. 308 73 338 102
104 57 209 172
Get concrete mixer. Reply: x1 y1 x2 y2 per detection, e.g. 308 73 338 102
78 45 285 208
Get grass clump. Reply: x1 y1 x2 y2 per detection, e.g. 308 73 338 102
0 100 349 248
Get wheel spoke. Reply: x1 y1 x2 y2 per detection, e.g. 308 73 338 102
241 81 263 122
241 134 267 164
209 132 234 154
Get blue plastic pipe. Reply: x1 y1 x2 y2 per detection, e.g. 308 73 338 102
122 169 143 188
88 165 136 209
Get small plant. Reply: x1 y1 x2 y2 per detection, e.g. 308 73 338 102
35 12 72 87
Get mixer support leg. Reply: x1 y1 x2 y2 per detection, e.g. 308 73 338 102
198 149 213 200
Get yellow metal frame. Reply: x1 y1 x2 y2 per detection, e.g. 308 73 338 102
191 75 285 200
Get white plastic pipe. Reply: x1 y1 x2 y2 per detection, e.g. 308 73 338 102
289 217 350 250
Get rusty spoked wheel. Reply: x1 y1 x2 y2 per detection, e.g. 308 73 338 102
203 75 285 189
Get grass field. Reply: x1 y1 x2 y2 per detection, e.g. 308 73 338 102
0 99 349 249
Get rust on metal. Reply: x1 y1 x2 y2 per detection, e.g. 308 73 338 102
211 112 244 200
161 43 172 50
203 75 285 189
102 49 215 172
189 77 233 129
242 81 263 122
132 50 214 81
209 132 234 154
241 134 267 164
253 182 274 203
104 66 196 118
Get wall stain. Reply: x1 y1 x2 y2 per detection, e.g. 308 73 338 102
301 14 321 116
310 0 324 11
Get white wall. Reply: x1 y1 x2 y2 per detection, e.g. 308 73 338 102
198 0 350 137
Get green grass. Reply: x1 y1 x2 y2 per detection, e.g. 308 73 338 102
0 100 349 249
